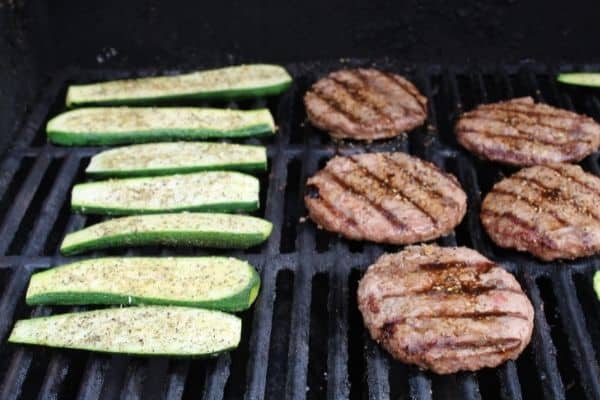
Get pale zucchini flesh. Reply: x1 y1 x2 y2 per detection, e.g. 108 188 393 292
557 73 600 88
86 142 267 177
26 257 260 311
9 306 241 357
47 108 276 146
66 64 292 107
60 213 272 255
71 171 259 215
594 271 600 301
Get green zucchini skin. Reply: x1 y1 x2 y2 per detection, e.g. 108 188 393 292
85 142 267 178
557 73 600 88
9 306 241 357
66 64 292 107
71 171 259 215
47 107 275 146
59 213 273 255
25 257 260 311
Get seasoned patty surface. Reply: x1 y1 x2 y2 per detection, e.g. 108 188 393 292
455 97 600 166
357 245 534 374
304 152 466 244
481 163 600 261
304 69 428 140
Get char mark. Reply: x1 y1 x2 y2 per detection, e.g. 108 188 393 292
329 74 395 124
510 175 600 222
381 154 463 205
480 209 559 251
321 169 408 230
491 187 571 226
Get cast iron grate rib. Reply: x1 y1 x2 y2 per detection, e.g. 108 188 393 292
0 61 599 400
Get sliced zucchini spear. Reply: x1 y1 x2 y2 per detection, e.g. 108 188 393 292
66 64 292 107
594 271 600 301
86 142 267 178
557 73 600 88
47 108 276 146
26 257 260 311
60 213 272 255
71 171 259 215
9 306 241 356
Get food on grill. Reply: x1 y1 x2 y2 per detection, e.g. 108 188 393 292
455 97 600 166
8 306 241 356
304 152 466 244
47 107 276 146
60 213 272 255
26 257 260 311
594 271 600 300
304 68 427 140
86 142 267 178
481 163 600 261
357 244 534 374
557 73 600 88
65 64 292 107
71 171 259 215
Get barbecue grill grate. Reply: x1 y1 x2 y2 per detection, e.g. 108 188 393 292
0 60 599 400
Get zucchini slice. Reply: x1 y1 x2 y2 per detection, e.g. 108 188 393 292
47 108 276 146
86 142 267 177
594 270 600 300
557 73 600 88
9 306 241 356
60 213 272 255
26 257 260 311
66 64 292 107
71 171 259 215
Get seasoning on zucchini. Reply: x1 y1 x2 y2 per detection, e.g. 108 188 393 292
26 257 260 311
66 64 292 107
60 213 272 255
47 108 276 146
71 171 259 215
86 142 267 177
8 306 241 356
557 73 600 88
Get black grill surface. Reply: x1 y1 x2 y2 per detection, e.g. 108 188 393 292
0 60 599 400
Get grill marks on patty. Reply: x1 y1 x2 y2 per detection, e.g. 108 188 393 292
455 97 600 165
304 69 428 140
357 245 534 374
304 152 467 244
481 163 600 261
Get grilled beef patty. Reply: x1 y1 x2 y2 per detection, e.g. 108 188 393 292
481 163 600 261
304 152 466 244
358 245 534 374
304 69 428 140
455 97 600 166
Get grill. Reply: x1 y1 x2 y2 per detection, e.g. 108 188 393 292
0 60 599 400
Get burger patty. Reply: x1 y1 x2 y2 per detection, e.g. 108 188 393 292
455 97 600 166
357 245 534 374
304 152 467 244
304 68 428 140
481 163 600 261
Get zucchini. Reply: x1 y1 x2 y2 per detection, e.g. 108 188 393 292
71 171 259 215
60 213 272 255
26 257 260 311
66 64 292 107
47 108 276 146
557 73 600 88
86 142 267 177
594 270 600 300
8 306 241 356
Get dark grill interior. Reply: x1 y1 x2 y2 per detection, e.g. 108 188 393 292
0 60 599 399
